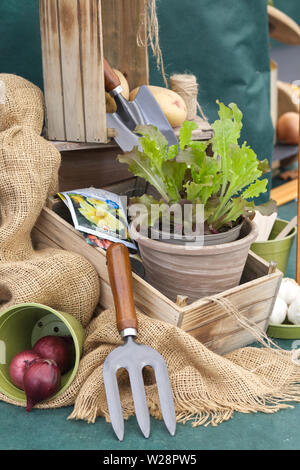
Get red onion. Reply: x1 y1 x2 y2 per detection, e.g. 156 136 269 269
33 336 73 374
9 350 41 390
23 359 61 412
62 336 74 345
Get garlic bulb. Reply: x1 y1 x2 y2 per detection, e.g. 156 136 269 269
278 278 300 305
287 298 300 325
269 296 288 324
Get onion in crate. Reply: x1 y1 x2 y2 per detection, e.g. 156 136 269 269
9 350 41 390
33 336 73 374
23 359 61 412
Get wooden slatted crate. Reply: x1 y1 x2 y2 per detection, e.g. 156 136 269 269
39 0 148 144
32 200 282 356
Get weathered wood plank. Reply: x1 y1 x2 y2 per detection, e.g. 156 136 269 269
58 0 85 141
78 0 107 143
202 319 269 355
179 273 282 330
39 0 66 141
174 116 213 141
270 179 298 206
101 0 149 90
58 147 133 192
49 139 116 152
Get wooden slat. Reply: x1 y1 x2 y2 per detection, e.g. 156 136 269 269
173 116 213 141
241 250 271 281
202 319 269 355
179 274 281 331
270 179 298 206
78 0 107 143
58 0 85 141
196 309 269 347
39 0 66 141
58 147 133 192
101 0 149 90
49 139 117 152
181 290 274 332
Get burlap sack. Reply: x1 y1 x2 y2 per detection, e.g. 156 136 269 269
2 308 300 428
0 74 100 325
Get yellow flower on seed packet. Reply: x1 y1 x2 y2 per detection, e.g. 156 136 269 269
70 193 85 205
59 188 137 250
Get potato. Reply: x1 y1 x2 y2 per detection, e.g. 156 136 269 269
113 69 130 100
129 85 187 128
277 112 299 144
105 92 117 113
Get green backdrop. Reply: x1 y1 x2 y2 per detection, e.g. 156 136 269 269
272 0 300 33
0 0 290 202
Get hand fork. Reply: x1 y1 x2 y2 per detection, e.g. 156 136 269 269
103 243 176 441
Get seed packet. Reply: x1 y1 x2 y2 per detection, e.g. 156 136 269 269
58 188 137 250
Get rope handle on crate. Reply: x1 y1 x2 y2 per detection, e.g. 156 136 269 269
202 295 282 351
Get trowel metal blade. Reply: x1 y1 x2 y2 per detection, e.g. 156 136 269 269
133 86 178 147
106 113 142 152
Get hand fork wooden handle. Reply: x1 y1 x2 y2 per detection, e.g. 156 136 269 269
106 242 138 336
103 243 176 441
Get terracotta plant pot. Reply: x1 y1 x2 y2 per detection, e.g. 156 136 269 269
130 219 258 303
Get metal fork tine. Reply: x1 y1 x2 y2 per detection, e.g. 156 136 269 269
153 358 177 436
128 365 151 439
105 244 176 441
102 363 124 442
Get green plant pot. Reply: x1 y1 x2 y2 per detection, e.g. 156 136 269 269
251 218 297 274
267 322 300 339
0 303 85 403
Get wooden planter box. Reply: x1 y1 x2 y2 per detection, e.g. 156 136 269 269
32 198 282 355
39 0 148 144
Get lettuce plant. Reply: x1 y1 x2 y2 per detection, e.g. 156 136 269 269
118 101 273 233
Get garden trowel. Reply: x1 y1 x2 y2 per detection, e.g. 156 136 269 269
104 58 178 152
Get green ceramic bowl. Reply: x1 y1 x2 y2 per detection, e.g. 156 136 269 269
0 303 85 403
251 218 297 274
267 322 300 340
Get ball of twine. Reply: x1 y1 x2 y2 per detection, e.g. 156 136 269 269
170 74 207 121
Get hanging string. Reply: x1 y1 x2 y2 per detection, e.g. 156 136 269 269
137 1 208 122
137 0 168 88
